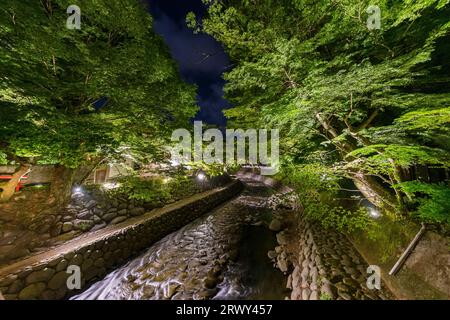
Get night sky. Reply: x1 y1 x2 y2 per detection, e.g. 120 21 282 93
146 0 231 126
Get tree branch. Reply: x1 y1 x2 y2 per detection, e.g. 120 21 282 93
356 108 379 131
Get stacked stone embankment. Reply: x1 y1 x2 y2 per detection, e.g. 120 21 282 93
274 216 392 300
0 180 243 300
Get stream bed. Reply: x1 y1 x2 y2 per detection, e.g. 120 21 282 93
72 178 288 300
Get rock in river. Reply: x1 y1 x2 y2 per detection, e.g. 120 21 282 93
269 219 282 232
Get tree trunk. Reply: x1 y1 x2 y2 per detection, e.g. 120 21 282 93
352 173 398 212
0 164 31 203
46 165 75 209
315 113 399 211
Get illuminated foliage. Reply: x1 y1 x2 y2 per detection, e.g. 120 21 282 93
196 0 450 225
0 0 197 168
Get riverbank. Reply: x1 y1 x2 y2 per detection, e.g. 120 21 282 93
0 180 243 300
0 174 231 266
350 217 450 299
72 177 288 300
238 168 393 300
271 211 393 300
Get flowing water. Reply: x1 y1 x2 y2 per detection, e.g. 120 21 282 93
72 178 288 300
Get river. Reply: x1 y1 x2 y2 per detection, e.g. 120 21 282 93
72 178 288 300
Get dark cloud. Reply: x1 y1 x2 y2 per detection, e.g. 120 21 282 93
147 0 231 126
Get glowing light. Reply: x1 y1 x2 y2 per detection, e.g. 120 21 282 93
169 159 180 167
368 207 381 219
197 172 206 181
162 178 172 184
73 186 83 194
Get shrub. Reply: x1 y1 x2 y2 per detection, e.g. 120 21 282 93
110 174 199 206
398 181 450 225
278 163 373 233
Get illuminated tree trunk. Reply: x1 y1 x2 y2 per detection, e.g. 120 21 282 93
352 173 398 212
316 113 399 211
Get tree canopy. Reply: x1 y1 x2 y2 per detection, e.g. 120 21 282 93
193 0 450 226
0 0 197 169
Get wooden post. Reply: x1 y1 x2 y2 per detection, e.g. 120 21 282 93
389 224 427 276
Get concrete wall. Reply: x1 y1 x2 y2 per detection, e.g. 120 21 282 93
0 180 243 300
351 224 450 299
404 231 450 297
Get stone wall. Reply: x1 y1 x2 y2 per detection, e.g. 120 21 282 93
0 180 243 300
0 175 232 265
272 215 392 300
241 167 449 300
238 167 392 300
0 187 151 265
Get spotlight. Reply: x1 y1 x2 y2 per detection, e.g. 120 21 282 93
197 172 206 181
368 207 381 219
